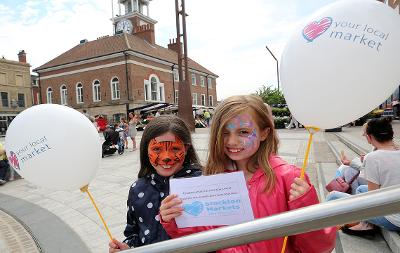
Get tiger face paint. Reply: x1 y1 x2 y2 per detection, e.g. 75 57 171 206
148 132 187 177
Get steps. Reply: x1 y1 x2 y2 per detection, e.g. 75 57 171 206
317 132 398 253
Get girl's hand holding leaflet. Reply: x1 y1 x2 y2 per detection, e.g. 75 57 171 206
289 177 310 201
159 194 184 222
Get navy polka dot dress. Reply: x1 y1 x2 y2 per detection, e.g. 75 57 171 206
123 163 202 248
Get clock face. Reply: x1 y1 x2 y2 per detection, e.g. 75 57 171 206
116 19 133 34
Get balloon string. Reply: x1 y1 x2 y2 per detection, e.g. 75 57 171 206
281 126 319 253
280 236 288 253
80 185 113 241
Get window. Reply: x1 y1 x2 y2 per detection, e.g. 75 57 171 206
151 77 158 100
76 83 83 104
191 74 196 86
175 90 179 104
32 79 39 87
173 69 179 81
46 87 53 104
111 77 120 100
209 95 213 106
36 93 40 105
113 113 124 123
1 92 8 107
192 93 198 105
201 94 206 106
144 83 149 100
93 80 101 102
17 93 25 107
60 85 67 105
0 73 6 84
144 75 165 102
159 86 164 102
208 77 212 89
16 74 23 86
200 76 205 87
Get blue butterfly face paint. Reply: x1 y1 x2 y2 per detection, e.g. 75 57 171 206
223 113 263 166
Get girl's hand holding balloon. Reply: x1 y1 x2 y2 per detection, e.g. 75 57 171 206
108 239 129 253
159 194 184 222
289 177 310 201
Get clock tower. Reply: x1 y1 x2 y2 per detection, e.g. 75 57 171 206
112 0 157 44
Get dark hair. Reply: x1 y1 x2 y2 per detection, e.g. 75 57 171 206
366 117 393 143
138 115 200 178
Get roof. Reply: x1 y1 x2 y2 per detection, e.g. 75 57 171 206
34 33 217 76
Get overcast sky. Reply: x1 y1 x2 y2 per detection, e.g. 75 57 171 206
0 0 335 99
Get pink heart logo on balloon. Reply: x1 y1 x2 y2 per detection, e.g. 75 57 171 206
8 151 20 170
303 17 332 42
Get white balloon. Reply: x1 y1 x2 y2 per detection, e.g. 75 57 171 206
5 104 101 190
281 0 400 129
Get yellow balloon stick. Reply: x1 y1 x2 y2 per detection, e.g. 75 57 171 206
80 185 113 241
281 126 320 253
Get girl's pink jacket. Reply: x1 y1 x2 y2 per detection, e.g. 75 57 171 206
161 155 336 253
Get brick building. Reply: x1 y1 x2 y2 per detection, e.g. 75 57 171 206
33 0 218 122
0 50 33 135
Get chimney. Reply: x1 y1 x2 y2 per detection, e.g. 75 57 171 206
133 24 155 44
168 38 180 53
18 50 26 63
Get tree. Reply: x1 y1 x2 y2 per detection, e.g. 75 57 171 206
255 85 286 105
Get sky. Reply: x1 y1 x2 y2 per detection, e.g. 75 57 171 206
0 0 336 99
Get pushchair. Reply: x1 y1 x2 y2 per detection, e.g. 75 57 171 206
102 125 124 157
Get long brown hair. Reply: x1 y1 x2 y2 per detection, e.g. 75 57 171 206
138 115 200 178
205 95 279 191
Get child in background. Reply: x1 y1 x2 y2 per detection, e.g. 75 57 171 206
109 115 202 252
0 144 9 185
160 95 336 253
118 118 129 149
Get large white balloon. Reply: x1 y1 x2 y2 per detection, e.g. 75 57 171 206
5 104 101 190
281 0 400 129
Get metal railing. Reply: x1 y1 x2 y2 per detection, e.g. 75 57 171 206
128 185 400 253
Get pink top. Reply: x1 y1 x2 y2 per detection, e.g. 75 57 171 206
161 155 336 253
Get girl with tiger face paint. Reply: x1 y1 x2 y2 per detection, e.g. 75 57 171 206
148 132 187 177
109 115 202 252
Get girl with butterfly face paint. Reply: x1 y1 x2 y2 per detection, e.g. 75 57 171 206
159 95 336 253
109 115 202 252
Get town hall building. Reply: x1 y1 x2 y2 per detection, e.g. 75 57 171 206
34 0 218 122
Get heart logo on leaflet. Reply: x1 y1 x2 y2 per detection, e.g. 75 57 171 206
183 201 204 216
303 17 332 42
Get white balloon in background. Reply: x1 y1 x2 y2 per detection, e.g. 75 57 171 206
280 0 400 129
5 104 101 190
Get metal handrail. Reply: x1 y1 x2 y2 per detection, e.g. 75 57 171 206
128 185 400 253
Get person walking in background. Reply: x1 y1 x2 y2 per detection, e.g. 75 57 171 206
128 112 138 151
159 95 336 253
119 117 129 149
108 115 202 251
0 144 10 185
203 110 211 127
392 98 400 119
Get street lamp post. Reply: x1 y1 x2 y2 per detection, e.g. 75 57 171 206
265 45 280 90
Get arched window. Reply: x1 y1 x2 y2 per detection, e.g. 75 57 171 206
60 85 67 105
92 80 101 102
76 83 83 103
46 87 53 104
144 75 164 102
111 77 120 100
